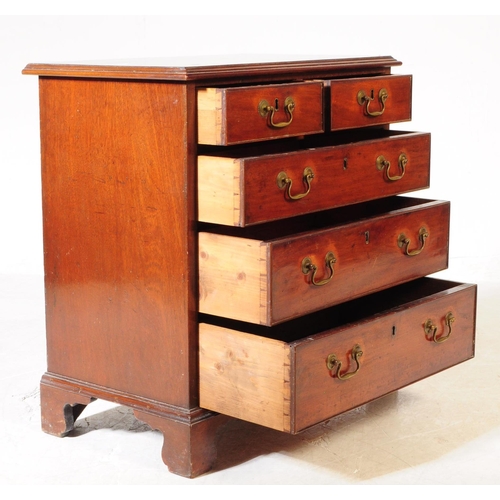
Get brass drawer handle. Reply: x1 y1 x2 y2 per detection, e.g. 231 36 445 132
398 227 429 256
326 344 363 380
377 153 408 181
302 252 336 287
258 96 295 128
277 167 314 200
357 88 388 117
424 312 455 343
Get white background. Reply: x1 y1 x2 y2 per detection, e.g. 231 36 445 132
0 12 499 487
1 13 499 283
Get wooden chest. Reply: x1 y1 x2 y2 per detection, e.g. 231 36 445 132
23 55 476 478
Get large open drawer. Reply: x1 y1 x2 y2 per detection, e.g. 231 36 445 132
199 278 476 433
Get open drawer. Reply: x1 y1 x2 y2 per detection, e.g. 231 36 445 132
199 278 477 433
199 197 450 325
329 74 412 131
198 130 431 227
197 81 324 145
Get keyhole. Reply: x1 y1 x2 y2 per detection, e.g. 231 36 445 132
364 231 370 244
275 98 279 111
370 89 374 99
392 325 397 336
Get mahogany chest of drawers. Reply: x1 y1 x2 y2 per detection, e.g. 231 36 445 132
23 56 477 477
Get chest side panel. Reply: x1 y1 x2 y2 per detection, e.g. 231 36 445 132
40 78 197 407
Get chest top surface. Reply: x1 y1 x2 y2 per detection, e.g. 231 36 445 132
22 54 401 82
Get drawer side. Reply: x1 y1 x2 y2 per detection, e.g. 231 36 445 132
199 324 292 432
198 87 224 145
198 155 243 226
199 233 270 325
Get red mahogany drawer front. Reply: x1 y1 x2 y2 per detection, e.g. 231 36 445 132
199 279 476 433
197 81 324 145
198 131 430 226
330 74 412 131
199 197 450 326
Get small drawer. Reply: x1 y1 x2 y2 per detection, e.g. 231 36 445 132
330 74 412 131
199 278 477 433
198 130 430 226
199 197 450 325
197 81 324 145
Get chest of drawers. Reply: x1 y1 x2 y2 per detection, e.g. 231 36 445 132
23 56 477 478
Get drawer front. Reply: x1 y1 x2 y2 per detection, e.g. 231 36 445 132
330 75 412 131
292 282 476 431
199 198 450 326
197 81 324 145
199 280 477 433
198 131 430 226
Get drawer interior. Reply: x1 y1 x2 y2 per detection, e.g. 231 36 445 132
197 128 415 158
199 277 468 343
198 196 443 241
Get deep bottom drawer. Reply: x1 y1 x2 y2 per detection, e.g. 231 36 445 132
199 278 476 433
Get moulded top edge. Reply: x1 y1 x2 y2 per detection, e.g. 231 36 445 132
22 55 402 81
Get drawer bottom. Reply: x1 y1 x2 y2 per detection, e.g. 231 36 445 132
199 278 476 433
